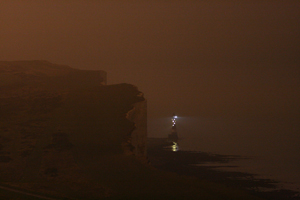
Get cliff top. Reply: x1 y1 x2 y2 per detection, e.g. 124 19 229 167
0 60 107 97
0 60 72 76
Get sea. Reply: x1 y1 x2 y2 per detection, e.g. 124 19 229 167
149 115 300 194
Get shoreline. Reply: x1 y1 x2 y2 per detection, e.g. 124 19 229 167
147 138 300 200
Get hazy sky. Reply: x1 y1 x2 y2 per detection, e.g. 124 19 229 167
1 1 300 136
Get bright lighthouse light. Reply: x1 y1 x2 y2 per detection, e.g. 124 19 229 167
169 113 179 141
172 116 177 126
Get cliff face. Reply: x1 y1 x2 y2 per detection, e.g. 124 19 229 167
125 98 147 159
0 60 146 198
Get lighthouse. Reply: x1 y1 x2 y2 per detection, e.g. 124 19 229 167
168 113 178 141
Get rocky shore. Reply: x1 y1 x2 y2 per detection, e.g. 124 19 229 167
147 138 300 200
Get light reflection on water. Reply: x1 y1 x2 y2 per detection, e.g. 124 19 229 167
172 142 179 152
163 141 180 152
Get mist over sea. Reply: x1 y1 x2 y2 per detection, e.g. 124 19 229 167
149 115 300 192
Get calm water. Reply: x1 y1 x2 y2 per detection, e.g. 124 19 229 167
150 116 300 192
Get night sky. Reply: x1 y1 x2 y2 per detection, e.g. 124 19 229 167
1 1 300 137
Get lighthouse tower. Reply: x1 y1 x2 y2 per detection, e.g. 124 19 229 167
168 113 178 141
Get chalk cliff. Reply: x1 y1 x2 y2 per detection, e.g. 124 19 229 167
0 60 147 198
124 96 147 159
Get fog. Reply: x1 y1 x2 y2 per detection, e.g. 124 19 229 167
1 1 299 143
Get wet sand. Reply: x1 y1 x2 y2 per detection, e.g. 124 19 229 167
147 138 300 200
